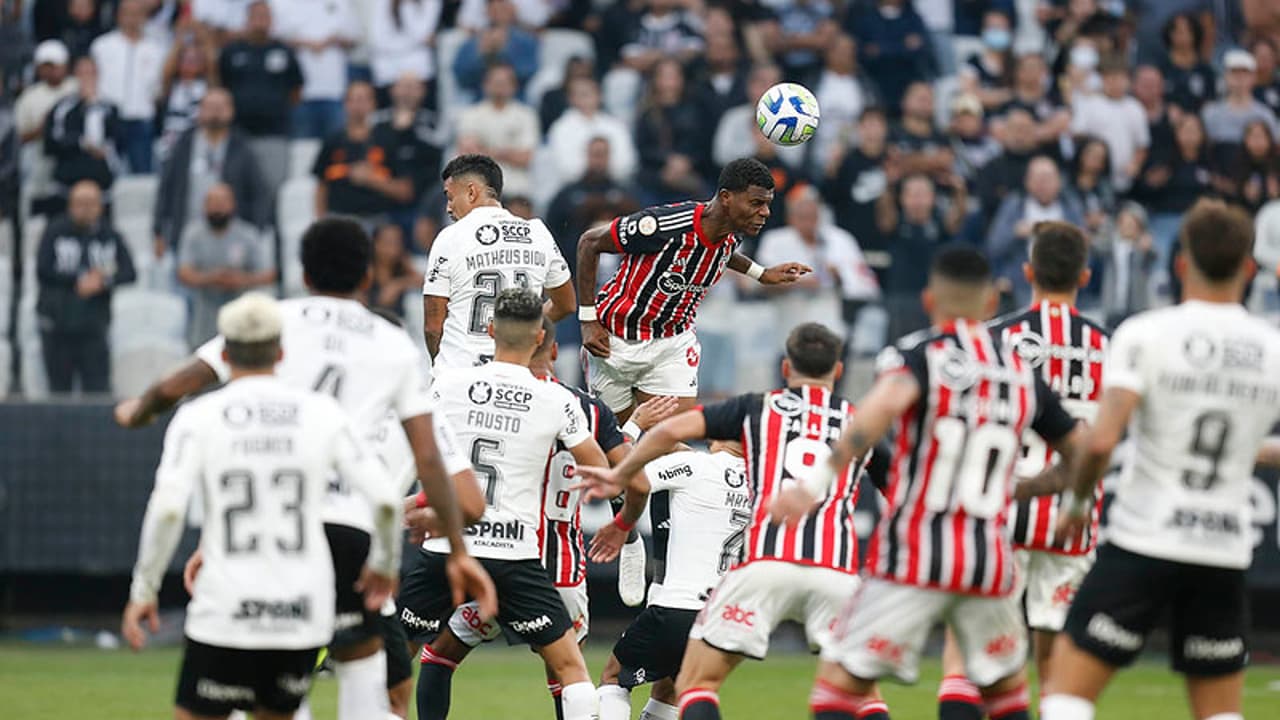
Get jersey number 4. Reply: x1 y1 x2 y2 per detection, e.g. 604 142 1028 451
220 469 305 554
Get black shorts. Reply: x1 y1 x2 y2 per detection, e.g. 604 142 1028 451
398 549 574 648
380 609 413 687
325 523 380 648
175 637 321 716
612 605 699 689
1064 543 1249 676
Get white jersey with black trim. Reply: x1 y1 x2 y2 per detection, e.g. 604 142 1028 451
422 205 572 374
130 376 400 650
196 296 440 531
643 450 751 611
1104 301 1280 569
424 361 591 560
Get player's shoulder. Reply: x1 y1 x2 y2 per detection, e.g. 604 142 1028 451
628 201 701 233
552 378 599 412
875 327 940 373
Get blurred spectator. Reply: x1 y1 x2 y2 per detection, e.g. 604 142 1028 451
368 0 443 105
1069 135 1115 236
846 0 933 114
1132 64 1177 156
889 81 953 184
274 0 357 139
975 107 1038 225
635 58 706 203
714 64 804 172
364 223 423 319
1159 12 1218 113
194 0 257 39
1224 119 1280 214
1071 56 1149 192
761 0 838 84
1129 0 1216 66
687 30 749 146
1201 49 1280 150
948 93 1000 187
756 185 879 344
987 155 1085 304
89 0 165 174
546 76 637 187
539 56 594 133
619 0 706 72
457 63 538 199
959 10 1014 111
1058 40 1101 106
218 0 303 201
1131 113 1214 264
373 74 443 230
875 172 966 340
44 56 122 208
1251 37 1280 116
0 96 13 221
36 180 136 394
156 42 216 162
812 34 876 169
455 0 553 30
992 52 1071 152
454 0 538 98
314 82 414 221
1096 202 1157 329
545 136 640 267
505 195 535 219
595 0 647 73
17 40 78 216
154 88 269 256
37 0 108 60
823 107 890 263
177 183 276 347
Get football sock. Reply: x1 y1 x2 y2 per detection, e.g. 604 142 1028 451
1039 694 1096 720
679 687 721 720
1203 714 1244 720
639 697 679 720
809 679 866 720
294 699 313 720
598 684 632 720
857 698 891 720
548 681 565 720
416 645 457 720
561 681 598 720
938 674 983 720
984 683 1030 720
334 651 390 720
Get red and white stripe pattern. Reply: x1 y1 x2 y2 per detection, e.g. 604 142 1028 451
865 320 1038 597
996 302 1109 554
938 674 983 705
538 386 604 587
598 202 739 341
984 683 1030 719
678 688 720 715
809 679 865 717
735 386 864 573
419 644 458 669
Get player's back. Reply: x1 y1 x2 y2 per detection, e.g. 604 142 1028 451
177 376 351 650
426 361 590 560
423 206 571 370
1105 301 1280 569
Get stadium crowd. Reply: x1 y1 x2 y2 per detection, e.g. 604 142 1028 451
4 0 1280 397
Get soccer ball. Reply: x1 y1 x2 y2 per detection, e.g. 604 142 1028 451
756 82 821 147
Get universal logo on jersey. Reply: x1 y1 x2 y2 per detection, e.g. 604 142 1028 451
937 347 979 391
1183 333 1217 369
1012 331 1105 368
468 380 533 412
475 224 500 246
769 392 804 417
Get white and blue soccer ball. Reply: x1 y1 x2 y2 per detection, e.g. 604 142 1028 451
756 82 821 147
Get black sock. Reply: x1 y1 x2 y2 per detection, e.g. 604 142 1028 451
416 656 455 720
679 689 721 720
858 699 891 720
814 712 856 720
939 701 983 720
939 675 983 720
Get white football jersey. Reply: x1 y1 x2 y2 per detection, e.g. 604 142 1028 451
132 376 399 650
197 296 441 531
369 409 474 496
422 205 572 373
644 450 751 611
424 361 591 560
1104 301 1280 569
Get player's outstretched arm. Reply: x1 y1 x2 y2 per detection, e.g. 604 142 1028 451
727 251 813 285
575 409 707 500
1055 387 1140 543
577 223 618 358
333 420 404 610
114 358 220 428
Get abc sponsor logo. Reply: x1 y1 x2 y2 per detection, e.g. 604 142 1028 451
721 604 755 627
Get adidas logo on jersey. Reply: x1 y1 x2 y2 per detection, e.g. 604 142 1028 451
232 597 311 621
509 615 552 634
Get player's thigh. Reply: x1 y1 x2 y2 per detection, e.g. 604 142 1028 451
949 592 1028 688
614 605 699 689
445 600 504 649
801 568 862 652
379 610 414 690
494 560 578 649
585 346 640 415
323 524 380 651
249 647 322 718
688 562 798 661
940 626 966 676
1170 562 1249 678
819 578 946 685
1023 550 1094 634
397 549 457 646
1062 543 1171 672
634 332 701 399
175 639 257 717
536 629 591 684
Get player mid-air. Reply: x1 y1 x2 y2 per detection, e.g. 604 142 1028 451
772 247 1086 720
122 294 403 720
1040 201 1280 720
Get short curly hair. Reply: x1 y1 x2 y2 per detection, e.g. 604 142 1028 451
718 157 775 193
442 153 504 198
301 217 372 294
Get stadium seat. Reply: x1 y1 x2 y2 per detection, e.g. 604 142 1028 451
16 260 48 399
277 177 317 297
111 175 159 222
111 340 190 399
21 215 47 265
402 288 427 353
527 29 595 108
288 138 322 180
0 338 11 397
109 287 187 352
0 255 12 338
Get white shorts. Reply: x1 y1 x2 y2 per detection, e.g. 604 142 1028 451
822 577 1026 687
689 561 859 660
447 582 589 647
586 330 701 412
1015 548 1094 632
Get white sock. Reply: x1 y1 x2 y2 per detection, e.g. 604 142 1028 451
597 684 631 720
1040 694 1095 720
638 697 678 720
562 681 599 720
1203 714 1244 720
294 699 313 720
229 712 249 720
334 651 390 720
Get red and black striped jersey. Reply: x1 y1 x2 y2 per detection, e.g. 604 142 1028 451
701 385 869 574
538 379 627 586
597 201 741 341
993 302 1109 554
865 319 1076 597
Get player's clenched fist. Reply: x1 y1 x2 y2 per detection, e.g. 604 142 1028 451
581 319 612 358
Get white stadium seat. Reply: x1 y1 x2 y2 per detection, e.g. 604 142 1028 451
435 27 473 134
111 340 190 399
277 177 317 297
288 138 322 180
110 287 187 352
16 259 47 399
22 215 47 264
527 29 595 108
0 338 11 398
111 175 159 222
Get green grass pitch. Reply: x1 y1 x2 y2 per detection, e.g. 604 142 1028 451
2 643 1278 718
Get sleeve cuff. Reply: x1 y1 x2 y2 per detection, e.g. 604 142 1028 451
609 217 623 253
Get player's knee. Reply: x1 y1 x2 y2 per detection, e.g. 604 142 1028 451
1039 694 1095 720
815 660 872 696
330 634 383 662
540 632 590 682
431 629 473 664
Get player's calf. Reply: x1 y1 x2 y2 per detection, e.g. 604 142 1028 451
537 629 596 720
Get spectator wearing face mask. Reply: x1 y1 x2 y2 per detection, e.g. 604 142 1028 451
959 10 1015 112
177 183 277 348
